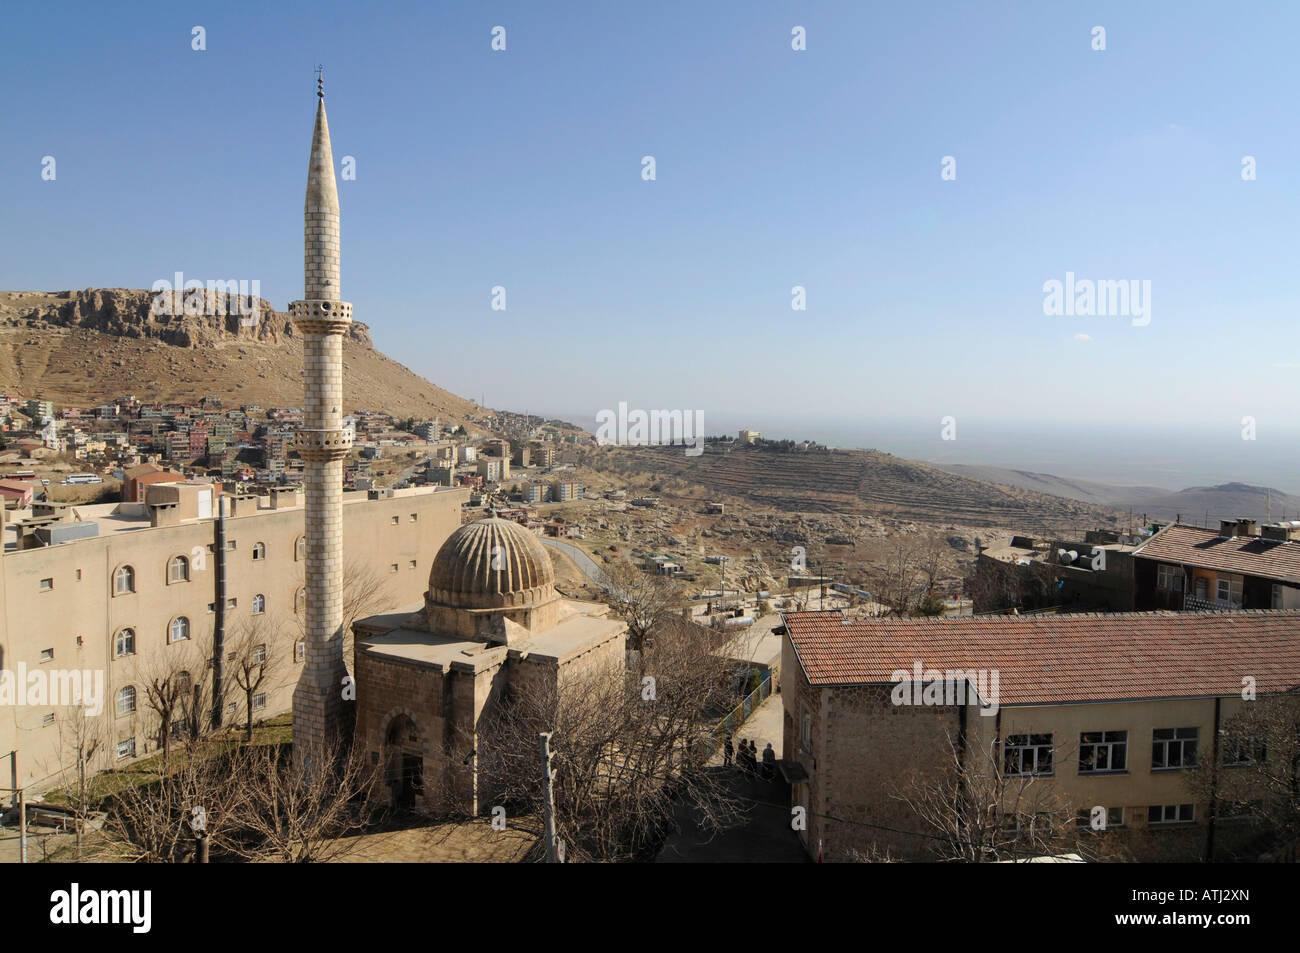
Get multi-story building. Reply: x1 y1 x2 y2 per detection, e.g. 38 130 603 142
781 609 1300 862
477 458 503 483
1133 521 1300 611
552 480 583 502
0 483 467 795
738 429 761 444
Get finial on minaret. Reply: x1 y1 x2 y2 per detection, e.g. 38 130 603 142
315 64 325 99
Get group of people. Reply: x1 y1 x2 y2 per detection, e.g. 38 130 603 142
723 734 777 780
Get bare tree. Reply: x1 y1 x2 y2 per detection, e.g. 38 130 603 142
134 638 206 774
478 616 743 861
300 558 397 667
893 732 1128 862
228 614 286 741
40 700 109 860
601 558 683 653
228 739 381 863
1186 695 1300 850
98 739 242 863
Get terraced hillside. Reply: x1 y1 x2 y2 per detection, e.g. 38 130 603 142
590 444 1124 532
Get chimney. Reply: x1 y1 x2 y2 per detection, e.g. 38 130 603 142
1219 520 1238 538
150 502 180 527
1237 518 1257 538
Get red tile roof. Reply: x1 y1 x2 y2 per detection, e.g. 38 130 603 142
1133 523 1300 584
782 609 1300 705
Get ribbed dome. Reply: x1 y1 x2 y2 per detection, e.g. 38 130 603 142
427 518 556 611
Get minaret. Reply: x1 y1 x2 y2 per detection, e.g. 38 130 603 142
290 72 353 757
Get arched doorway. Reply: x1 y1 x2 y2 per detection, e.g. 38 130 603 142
384 715 425 811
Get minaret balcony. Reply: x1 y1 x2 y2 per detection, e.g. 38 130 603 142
290 299 353 335
294 429 353 461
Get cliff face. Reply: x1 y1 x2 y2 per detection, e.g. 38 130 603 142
0 287 373 349
0 289 479 422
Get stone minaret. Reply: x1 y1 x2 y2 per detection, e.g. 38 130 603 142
290 74 352 756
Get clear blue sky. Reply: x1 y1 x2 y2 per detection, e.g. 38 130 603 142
3 1 1299 446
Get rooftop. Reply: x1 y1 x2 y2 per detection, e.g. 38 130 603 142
782 609 1300 705
1133 523 1300 584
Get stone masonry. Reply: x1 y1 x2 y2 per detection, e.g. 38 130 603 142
290 82 354 757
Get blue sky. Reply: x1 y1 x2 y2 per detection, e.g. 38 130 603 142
3 1 1299 456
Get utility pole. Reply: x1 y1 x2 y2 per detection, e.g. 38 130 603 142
539 732 561 862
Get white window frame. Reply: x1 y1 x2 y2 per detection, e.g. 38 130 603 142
169 616 191 643
1004 733 1054 777
116 686 136 716
1152 727 1198 770
1078 730 1128 774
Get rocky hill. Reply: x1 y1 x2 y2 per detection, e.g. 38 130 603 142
0 289 482 422
1114 482 1300 525
579 444 1127 533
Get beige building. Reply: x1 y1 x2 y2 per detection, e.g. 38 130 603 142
354 517 626 815
0 483 467 795
781 609 1300 862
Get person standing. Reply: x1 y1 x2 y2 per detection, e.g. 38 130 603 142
723 733 734 767
761 742 776 780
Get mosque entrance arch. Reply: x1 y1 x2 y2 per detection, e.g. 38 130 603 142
384 714 424 811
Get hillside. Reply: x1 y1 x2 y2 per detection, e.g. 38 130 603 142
1114 482 1300 525
0 289 482 422
579 444 1126 533
927 463 1171 506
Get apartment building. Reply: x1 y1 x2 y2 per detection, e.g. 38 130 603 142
781 609 1300 862
0 483 468 795
1133 521 1300 611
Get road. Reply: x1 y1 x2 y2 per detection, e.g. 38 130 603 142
538 536 608 588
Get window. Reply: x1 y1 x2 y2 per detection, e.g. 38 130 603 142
39 648 54 662
252 542 265 560
252 643 267 665
226 597 237 609
295 588 306 615
116 737 136 760
116 685 136 715
1147 804 1194 826
295 536 306 561
409 560 417 569
1156 564 1183 591
295 640 305 663
253 692 267 711
167 555 189 584
114 565 136 595
409 513 417 522
1273 584 1285 609
169 616 191 643
1079 730 1128 774
115 628 136 658
800 708 812 753
1152 727 1198 770
252 593 265 615
40 578 53 592
390 564 399 573
43 713 55 726
1075 807 1124 830
1004 734 1054 776
1215 575 1243 606
1224 735 1267 767
391 516 399 525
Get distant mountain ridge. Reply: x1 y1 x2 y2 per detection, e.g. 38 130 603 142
0 288 483 422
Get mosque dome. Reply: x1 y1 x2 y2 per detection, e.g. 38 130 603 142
427 517 556 611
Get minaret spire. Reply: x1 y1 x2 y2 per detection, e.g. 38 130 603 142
290 76 352 764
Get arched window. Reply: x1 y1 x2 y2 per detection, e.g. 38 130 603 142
167 555 189 584
116 685 136 715
115 627 136 658
295 536 306 561
252 593 265 615
252 542 266 561
176 671 192 694
114 565 135 595
169 616 191 643
295 587 306 615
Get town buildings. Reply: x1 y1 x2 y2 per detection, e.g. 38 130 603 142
781 609 1300 862
0 482 467 795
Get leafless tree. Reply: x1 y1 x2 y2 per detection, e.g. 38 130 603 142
601 557 683 653
227 613 286 741
1186 695 1300 849
134 638 206 774
478 616 743 861
893 732 1128 862
40 701 109 860
299 557 397 667
97 739 242 863
228 738 381 863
